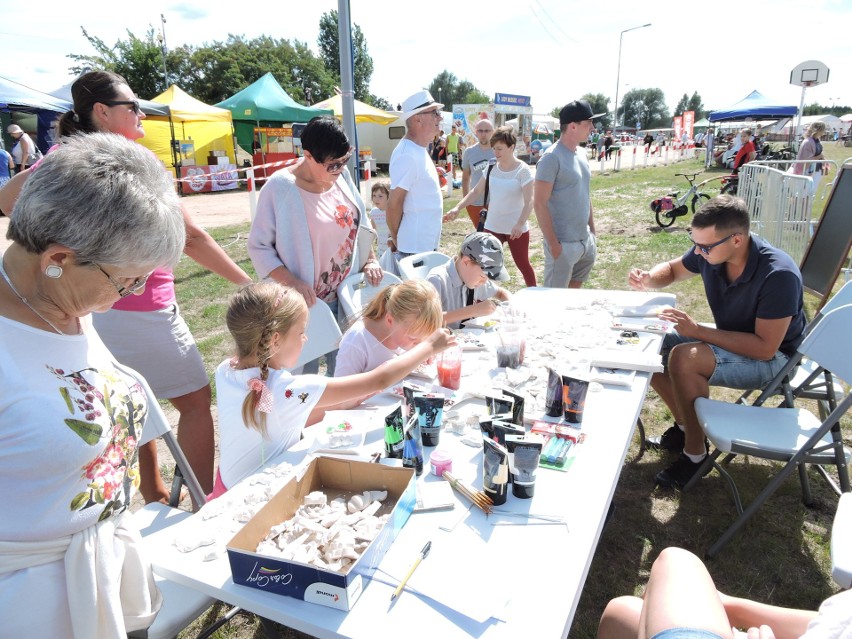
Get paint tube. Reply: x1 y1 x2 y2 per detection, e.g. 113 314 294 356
486 394 514 418
493 420 525 447
501 389 525 425
402 383 418 419
545 368 564 417
505 435 542 499
482 437 509 506
561 375 590 424
384 405 405 459
402 412 424 476
413 392 444 447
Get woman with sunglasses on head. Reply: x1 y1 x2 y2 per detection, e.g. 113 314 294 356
0 70 252 500
248 115 381 376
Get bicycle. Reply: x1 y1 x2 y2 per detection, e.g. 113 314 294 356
649 171 716 228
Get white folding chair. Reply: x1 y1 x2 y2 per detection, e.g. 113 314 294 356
832 492 852 588
129 412 222 638
397 251 451 281
736 280 852 417
293 298 343 370
688 303 852 558
337 270 402 323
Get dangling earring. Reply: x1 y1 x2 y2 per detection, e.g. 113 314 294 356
44 265 63 279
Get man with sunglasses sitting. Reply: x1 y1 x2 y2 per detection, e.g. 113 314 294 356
627 195 806 489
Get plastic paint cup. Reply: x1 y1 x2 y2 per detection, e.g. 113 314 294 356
495 323 525 368
429 450 453 477
436 344 462 390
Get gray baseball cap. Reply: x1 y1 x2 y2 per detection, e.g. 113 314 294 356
461 232 510 282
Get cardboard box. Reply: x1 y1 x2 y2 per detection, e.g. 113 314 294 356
227 456 416 610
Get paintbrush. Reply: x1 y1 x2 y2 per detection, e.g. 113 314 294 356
442 471 493 514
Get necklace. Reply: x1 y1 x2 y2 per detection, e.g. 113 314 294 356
0 257 80 336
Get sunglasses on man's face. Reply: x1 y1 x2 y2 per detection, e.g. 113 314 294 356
688 231 740 255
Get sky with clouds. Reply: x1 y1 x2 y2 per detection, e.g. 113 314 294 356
2 0 850 116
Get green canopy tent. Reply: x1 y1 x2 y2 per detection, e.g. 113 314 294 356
215 72 332 153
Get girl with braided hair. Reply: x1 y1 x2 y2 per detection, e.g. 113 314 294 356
335 279 443 376
211 281 455 497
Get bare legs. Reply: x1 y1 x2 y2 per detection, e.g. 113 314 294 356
597 548 733 639
170 384 215 495
650 342 714 456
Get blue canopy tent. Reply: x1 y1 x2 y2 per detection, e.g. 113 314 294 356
0 75 71 152
708 90 798 122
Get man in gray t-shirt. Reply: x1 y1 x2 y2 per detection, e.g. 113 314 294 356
461 119 495 229
534 99 603 288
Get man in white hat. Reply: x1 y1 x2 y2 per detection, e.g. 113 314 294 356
387 90 445 261
533 99 603 289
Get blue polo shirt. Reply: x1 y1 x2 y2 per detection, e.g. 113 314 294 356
682 234 805 356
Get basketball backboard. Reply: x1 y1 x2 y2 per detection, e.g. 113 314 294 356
790 60 830 87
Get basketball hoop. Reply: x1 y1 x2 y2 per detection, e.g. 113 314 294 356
790 60 830 88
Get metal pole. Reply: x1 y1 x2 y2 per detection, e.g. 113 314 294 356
337 0 357 182
160 14 169 90
613 23 651 133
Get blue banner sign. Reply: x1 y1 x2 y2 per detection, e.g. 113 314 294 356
494 93 531 107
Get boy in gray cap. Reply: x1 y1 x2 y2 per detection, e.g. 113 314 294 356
426 232 512 329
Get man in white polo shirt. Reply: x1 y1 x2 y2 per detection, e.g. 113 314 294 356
387 90 444 260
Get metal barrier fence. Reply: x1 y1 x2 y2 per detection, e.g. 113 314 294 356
738 162 815 265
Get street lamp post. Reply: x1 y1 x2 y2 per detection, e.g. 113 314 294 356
613 23 651 132
158 13 168 90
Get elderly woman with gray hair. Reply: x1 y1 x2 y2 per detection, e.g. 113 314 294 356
0 133 185 637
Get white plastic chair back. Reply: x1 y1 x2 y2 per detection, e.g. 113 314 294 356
294 298 343 369
397 251 451 281
832 492 852 588
337 271 403 322
799 302 852 386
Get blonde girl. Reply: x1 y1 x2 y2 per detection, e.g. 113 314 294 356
335 280 443 376
211 281 454 496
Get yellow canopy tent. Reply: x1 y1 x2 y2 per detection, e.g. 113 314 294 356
311 94 396 125
139 85 236 169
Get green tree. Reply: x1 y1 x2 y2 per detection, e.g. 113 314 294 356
68 27 175 98
674 93 689 117
428 70 489 108
621 88 670 129
582 93 611 130
71 30 337 106
317 10 375 103
687 92 705 120
673 92 705 120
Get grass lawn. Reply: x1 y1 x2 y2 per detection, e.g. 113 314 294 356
170 145 851 638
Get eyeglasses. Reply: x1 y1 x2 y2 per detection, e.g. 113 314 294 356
322 149 353 174
688 232 739 255
419 109 442 119
101 99 142 115
94 263 150 297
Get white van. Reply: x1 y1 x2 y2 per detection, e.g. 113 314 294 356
354 111 453 172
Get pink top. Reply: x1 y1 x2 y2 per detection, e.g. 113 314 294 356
301 182 359 304
36 143 178 312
